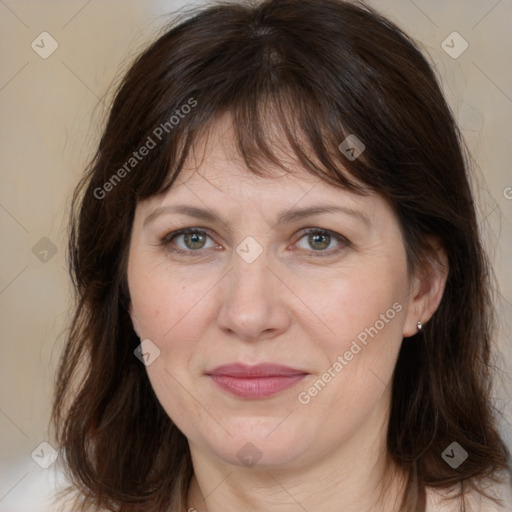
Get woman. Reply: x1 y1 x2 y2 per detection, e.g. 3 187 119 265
52 0 512 510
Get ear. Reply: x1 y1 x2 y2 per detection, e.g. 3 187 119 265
128 303 140 337
402 237 449 338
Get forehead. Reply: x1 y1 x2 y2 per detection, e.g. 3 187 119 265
167 112 368 209
132 110 403 250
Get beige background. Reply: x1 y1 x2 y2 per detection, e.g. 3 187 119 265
0 0 511 510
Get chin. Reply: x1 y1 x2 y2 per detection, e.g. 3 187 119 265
198 417 314 469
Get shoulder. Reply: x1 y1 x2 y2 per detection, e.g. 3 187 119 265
425 472 512 511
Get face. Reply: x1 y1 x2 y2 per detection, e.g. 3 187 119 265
127 113 422 471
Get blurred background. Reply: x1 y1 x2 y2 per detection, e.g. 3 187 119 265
1 0 511 510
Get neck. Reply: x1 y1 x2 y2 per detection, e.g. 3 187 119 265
186 405 408 512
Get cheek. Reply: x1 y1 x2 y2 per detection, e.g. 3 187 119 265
145 359 207 435
292 259 407 416
129 256 214 343
292 259 407 355
129 267 217 433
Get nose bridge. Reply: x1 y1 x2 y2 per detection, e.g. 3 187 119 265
216 238 290 340
229 241 273 304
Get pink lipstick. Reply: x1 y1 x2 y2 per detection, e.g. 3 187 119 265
207 363 308 399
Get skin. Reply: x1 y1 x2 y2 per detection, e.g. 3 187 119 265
127 113 448 512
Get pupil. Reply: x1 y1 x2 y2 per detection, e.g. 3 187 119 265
185 232 205 249
310 233 329 250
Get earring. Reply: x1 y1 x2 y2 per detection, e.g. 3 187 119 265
417 320 422 332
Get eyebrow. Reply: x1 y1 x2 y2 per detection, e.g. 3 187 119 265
143 203 371 228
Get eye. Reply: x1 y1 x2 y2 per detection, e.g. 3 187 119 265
160 227 349 258
294 228 349 256
161 228 219 256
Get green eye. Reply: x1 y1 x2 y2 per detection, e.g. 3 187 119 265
306 232 331 250
161 227 349 258
295 229 349 256
161 228 217 256
181 231 208 250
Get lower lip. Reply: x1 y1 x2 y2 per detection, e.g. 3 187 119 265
209 374 307 399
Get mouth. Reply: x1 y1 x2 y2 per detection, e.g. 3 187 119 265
206 363 309 399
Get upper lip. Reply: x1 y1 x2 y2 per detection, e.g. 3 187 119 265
207 363 308 378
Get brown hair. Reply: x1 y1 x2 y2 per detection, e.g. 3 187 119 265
52 0 511 510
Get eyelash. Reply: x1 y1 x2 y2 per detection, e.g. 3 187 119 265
159 227 350 258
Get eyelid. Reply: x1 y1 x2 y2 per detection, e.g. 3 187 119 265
160 227 216 244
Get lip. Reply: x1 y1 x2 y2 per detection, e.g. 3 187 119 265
207 363 308 399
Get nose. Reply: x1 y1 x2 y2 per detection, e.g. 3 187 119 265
216 250 292 342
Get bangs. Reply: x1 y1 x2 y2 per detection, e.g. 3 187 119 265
134 76 372 202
